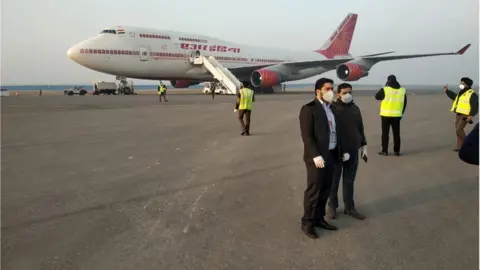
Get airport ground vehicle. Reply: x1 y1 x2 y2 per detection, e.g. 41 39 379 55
0 88 9 97
64 86 88 96
92 81 117 95
202 82 234 95
117 79 136 95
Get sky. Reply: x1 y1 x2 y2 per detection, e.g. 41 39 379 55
1 0 479 85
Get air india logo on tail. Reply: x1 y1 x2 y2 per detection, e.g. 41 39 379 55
180 43 240 53
314 13 358 59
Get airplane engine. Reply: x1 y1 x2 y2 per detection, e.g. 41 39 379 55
250 69 282 88
169 80 201 88
336 63 370 81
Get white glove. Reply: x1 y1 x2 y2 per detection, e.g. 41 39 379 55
313 156 325 168
360 146 368 158
342 153 350 162
234 109 238 112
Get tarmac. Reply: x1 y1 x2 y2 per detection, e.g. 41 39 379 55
1 90 478 270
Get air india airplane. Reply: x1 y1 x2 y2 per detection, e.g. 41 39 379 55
67 13 470 92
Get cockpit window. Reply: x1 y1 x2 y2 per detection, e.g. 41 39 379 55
100 29 117 34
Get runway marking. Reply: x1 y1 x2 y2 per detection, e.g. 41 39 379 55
51 106 75 108
6 105 32 108
183 185 209 234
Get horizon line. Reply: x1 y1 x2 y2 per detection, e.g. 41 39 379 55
0 83 472 87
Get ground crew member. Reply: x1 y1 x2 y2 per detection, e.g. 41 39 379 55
211 81 216 99
375 75 407 156
444 77 478 151
158 82 168 102
236 82 255 135
327 83 367 220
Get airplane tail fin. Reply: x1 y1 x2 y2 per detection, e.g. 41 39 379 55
314 13 358 59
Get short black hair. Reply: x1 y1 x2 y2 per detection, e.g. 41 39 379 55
314 78 334 92
242 81 250 88
337 83 352 92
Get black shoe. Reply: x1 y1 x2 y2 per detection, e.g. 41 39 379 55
344 208 366 220
241 131 246 136
314 219 338 230
245 131 250 136
453 148 459 152
394 152 401 156
378 151 388 156
301 225 318 239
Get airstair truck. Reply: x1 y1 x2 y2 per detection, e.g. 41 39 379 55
93 81 117 95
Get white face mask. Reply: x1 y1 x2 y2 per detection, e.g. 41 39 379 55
459 84 465 90
341 93 353 103
322 90 334 103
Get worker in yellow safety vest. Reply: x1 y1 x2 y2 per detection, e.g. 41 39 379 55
158 82 168 102
374 75 407 156
444 77 478 151
235 82 255 135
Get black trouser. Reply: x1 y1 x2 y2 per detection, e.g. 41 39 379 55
302 150 336 227
328 150 359 210
159 92 167 102
381 116 401 153
238 109 251 133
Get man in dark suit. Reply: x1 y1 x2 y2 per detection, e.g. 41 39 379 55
459 122 479 165
299 77 350 239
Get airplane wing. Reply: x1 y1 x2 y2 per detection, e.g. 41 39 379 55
362 44 471 62
359 51 395 57
227 44 470 79
228 64 273 75
228 58 353 76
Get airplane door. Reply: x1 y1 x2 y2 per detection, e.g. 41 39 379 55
139 47 148 61
189 50 200 64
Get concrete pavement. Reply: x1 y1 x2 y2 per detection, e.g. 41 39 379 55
1 92 478 270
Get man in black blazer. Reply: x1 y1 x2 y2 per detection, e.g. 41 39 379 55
459 122 479 165
299 77 350 239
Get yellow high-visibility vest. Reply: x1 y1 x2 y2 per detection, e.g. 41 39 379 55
380 86 406 117
451 89 474 115
238 88 254 110
158 85 165 94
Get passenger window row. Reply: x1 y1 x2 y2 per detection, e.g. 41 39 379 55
151 52 186 58
179 37 208 43
80 49 141 55
79 48 283 63
140 34 171 39
253 59 283 63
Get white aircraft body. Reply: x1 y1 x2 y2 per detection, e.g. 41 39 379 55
67 13 471 90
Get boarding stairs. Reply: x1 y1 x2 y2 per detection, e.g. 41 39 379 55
192 55 242 95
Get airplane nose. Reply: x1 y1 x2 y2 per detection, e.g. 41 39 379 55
67 46 77 60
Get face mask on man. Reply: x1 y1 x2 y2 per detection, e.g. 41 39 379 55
459 84 466 90
322 90 334 103
341 93 353 103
